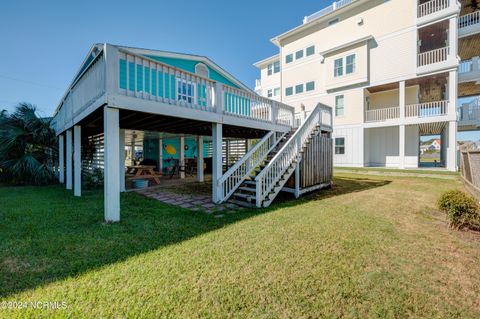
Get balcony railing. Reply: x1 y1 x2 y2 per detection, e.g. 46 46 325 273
417 47 449 67
459 59 474 74
406 101 448 118
303 0 356 24
458 101 480 122
365 107 400 122
417 0 450 18
459 11 480 30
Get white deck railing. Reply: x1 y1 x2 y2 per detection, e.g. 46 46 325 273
459 59 474 74
117 49 295 127
417 47 449 67
255 104 331 207
406 100 448 118
365 106 400 122
417 0 449 18
303 0 356 24
459 11 480 30
458 101 480 122
218 131 286 203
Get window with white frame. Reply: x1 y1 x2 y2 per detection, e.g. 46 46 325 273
295 84 304 94
334 58 343 77
267 89 273 98
306 45 315 56
346 54 356 74
177 80 195 104
273 61 280 73
306 81 315 91
295 50 304 60
335 137 345 155
274 87 280 96
285 87 293 96
335 95 344 116
286 54 293 64
267 63 273 76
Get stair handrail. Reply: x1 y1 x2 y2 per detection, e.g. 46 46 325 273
255 104 326 207
218 130 287 203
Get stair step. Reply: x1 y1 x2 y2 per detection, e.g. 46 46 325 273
228 199 255 208
233 192 256 202
244 180 257 186
238 186 256 193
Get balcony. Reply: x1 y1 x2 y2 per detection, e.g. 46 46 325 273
458 100 480 131
418 47 449 67
459 57 480 83
405 100 448 118
365 107 399 123
417 0 460 26
459 11 480 38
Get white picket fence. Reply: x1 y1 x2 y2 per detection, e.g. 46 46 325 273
417 0 449 18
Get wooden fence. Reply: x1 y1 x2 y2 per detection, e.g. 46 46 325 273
460 150 480 201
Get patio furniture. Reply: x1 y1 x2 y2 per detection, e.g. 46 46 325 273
127 165 160 184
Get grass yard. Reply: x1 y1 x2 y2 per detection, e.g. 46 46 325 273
1 172 479 318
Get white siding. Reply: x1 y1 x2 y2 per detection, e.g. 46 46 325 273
332 125 364 167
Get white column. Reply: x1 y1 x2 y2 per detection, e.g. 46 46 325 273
448 70 458 119
197 135 204 182
66 129 73 190
158 136 163 174
212 123 223 203
399 125 406 169
448 17 458 61
447 121 457 171
130 141 135 166
104 107 120 222
58 134 64 183
294 166 300 198
179 135 185 179
399 81 406 119
73 125 82 197
119 129 125 192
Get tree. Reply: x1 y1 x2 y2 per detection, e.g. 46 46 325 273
0 103 58 185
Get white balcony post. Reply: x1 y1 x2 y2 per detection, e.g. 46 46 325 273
214 82 224 114
104 106 120 222
66 129 73 190
449 16 458 61
212 123 223 203
158 136 163 174
448 70 458 118
119 129 125 192
447 120 457 171
179 135 185 179
73 125 82 197
197 135 204 182
399 81 406 119
58 134 64 183
399 125 406 169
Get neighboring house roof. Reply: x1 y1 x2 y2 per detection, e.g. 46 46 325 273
54 43 253 116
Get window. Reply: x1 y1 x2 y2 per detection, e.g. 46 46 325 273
285 87 293 96
306 81 315 91
328 18 339 26
267 63 273 76
274 87 281 96
267 89 273 98
295 50 304 60
195 63 209 78
306 45 315 56
346 54 356 74
295 84 304 94
177 80 194 103
273 61 280 73
335 95 344 116
286 54 293 64
334 58 344 77
335 137 345 155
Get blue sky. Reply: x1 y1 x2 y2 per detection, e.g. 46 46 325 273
0 0 478 141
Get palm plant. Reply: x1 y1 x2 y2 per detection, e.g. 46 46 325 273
0 103 58 185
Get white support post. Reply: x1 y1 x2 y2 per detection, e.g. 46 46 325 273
104 106 120 222
447 121 457 171
197 135 204 182
66 129 73 190
399 125 406 169
119 129 125 192
214 82 224 114
448 17 458 62
73 125 82 196
158 136 163 174
294 165 300 198
212 123 223 203
179 135 185 179
448 70 458 119
399 81 406 119
58 134 64 183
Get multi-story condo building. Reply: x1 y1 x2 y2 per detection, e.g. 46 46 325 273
255 0 480 171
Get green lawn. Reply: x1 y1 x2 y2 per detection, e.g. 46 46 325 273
1 173 479 318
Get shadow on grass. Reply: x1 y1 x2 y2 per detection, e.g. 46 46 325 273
0 176 390 298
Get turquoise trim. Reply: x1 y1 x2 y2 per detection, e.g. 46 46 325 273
119 59 127 89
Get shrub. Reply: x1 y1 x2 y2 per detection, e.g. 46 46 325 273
438 190 480 230
82 168 104 190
